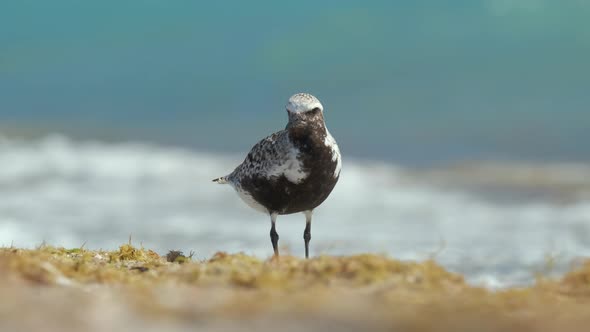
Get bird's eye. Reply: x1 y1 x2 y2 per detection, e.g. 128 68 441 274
312 107 321 112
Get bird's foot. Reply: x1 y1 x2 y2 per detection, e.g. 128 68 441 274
269 253 280 264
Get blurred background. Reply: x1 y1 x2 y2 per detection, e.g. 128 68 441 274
1 1 589 287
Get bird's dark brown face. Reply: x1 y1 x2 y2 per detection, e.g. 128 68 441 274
285 92 326 127
287 107 324 125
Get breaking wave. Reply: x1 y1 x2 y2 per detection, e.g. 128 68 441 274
1 134 590 287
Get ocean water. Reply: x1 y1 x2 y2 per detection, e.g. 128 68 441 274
1 134 589 288
2 1 590 163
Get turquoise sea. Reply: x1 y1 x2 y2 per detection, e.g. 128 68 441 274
1 1 589 164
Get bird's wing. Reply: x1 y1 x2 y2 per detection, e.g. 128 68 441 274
228 130 308 184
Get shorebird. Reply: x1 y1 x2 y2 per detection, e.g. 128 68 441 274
213 93 341 258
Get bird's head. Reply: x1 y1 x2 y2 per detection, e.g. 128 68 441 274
286 93 325 124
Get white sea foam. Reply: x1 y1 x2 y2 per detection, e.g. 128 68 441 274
1 134 589 288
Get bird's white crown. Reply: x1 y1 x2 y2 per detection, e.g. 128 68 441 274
286 93 323 113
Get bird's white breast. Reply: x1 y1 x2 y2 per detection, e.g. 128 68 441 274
324 129 342 178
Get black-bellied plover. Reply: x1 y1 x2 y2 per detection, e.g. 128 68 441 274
213 93 341 258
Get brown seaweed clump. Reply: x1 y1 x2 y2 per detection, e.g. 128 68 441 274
166 250 194 264
1 245 590 332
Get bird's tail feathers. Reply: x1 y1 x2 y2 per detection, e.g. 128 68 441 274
212 176 229 184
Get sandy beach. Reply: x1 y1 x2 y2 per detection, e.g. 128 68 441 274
2 244 590 332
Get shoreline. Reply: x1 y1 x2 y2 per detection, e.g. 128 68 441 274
2 245 590 332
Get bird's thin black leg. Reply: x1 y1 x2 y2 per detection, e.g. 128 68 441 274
270 213 279 257
303 210 313 259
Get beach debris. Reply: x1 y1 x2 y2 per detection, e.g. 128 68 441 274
166 250 194 264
